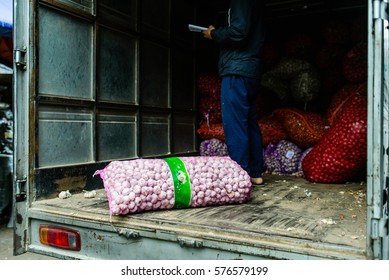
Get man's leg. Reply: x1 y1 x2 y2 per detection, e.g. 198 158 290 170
221 75 264 182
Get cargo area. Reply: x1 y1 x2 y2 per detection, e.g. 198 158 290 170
13 0 377 260
29 174 366 259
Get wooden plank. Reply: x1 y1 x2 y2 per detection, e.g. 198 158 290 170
32 174 367 253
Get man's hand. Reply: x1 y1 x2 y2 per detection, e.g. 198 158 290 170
202 25 215 40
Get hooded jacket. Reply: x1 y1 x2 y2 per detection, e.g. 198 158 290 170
211 0 265 79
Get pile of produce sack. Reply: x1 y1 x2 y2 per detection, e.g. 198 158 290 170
302 94 367 183
274 108 329 149
261 58 321 105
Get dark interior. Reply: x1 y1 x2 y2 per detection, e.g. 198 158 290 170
194 0 367 114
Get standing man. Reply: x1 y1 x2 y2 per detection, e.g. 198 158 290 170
202 0 266 185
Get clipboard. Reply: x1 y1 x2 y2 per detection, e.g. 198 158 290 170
188 24 207 32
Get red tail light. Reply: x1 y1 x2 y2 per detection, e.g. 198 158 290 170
39 225 81 251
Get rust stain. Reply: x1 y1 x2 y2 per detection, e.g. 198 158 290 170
16 213 23 224
93 232 105 241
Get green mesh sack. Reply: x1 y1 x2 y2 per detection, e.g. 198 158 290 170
290 69 321 104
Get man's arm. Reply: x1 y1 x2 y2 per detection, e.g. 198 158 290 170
203 0 254 45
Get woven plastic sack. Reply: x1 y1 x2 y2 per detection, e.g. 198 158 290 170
197 122 225 142
269 57 312 79
95 156 252 215
264 140 302 175
261 58 318 104
197 73 221 100
290 69 321 104
199 97 222 124
327 83 367 125
274 108 329 149
260 72 290 102
302 94 367 183
258 115 288 147
200 138 228 156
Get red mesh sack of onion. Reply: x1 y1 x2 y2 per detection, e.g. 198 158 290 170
326 82 367 125
302 94 367 183
258 115 289 147
199 97 222 124
197 122 225 142
197 73 221 100
94 156 252 215
274 108 329 149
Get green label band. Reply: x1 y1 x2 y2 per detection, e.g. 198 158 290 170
163 157 192 209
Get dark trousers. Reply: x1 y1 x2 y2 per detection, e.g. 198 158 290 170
221 75 264 178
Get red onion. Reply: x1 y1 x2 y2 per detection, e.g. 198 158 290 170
302 94 367 183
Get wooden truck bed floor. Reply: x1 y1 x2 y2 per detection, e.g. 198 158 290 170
31 173 367 259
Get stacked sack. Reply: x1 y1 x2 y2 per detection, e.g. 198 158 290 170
259 15 368 182
95 156 252 215
197 122 225 143
273 108 329 149
197 73 222 126
194 16 368 183
302 94 367 183
196 73 284 156
261 57 321 106
196 73 226 149
258 115 288 147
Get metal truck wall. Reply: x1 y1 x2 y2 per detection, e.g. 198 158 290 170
35 0 196 194
36 0 197 168
13 0 197 254
367 0 389 259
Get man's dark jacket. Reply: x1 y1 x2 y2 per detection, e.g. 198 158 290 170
211 0 265 79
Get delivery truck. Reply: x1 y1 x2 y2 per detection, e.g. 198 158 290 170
10 0 389 259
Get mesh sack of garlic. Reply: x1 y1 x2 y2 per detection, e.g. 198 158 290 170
94 156 252 215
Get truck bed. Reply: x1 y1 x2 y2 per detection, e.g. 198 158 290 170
29 173 367 260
